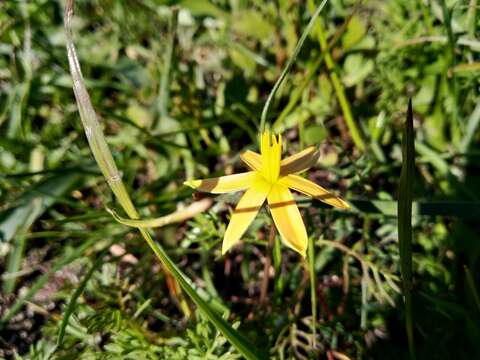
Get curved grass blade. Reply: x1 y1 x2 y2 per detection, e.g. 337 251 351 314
464 265 480 315
107 199 211 228
398 99 415 359
57 251 107 347
273 2 362 132
64 2 266 358
307 0 365 151
259 0 327 133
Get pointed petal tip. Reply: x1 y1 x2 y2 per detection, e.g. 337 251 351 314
183 179 198 189
221 242 232 255
338 199 351 210
285 241 307 258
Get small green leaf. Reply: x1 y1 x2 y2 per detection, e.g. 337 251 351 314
232 10 275 42
343 54 374 87
342 15 366 50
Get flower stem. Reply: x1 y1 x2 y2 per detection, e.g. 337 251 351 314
260 225 276 304
308 235 317 348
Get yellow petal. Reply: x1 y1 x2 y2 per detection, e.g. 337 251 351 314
240 150 262 171
222 178 271 254
240 146 319 175
280 146 319 175
279 174 350 209
267 183 308 257
184 172 256 194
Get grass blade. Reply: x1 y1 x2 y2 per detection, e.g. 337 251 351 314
460 102 480 153
273 2 361 132
57 249 108 347
308 235 317 347
259 0 327 133
307 0 365 151
439 0 460 143
398 99 415 359
464 265 480 315
107 199 211 228
64 2 266 358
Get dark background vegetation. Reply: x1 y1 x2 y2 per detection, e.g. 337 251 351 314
1 0 480 358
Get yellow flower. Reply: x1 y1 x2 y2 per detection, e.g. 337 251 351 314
184 130 349 257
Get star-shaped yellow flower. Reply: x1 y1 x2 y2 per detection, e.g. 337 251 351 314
184 131 349 257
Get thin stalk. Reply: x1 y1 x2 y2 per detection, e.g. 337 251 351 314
307 235 317 347
259 0 328 133
273 1 362 131
417 0 434 33
464 265 480 314
273 233 284 301
440 0 460 143
260 226 276 304
467 0 477 38
155 6 178 128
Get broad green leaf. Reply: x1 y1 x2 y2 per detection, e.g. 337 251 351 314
232 10 275 42
179 0 229 18
343 54 374 87
341 15 366 50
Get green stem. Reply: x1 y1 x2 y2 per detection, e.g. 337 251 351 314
155 6 178 127
308 236 317 347
440 0 460 143
259 0 328 134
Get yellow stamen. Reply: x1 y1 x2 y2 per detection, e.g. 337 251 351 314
260 130 282 183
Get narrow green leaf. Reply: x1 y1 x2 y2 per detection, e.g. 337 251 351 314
155 6 178 125
460 102 480 153
464 265 480 315
57 251 106 347
307 0 365 151
259 0 327 133
398 99 415 359
107 199 211 228
298 197 480 219
439 0 460 143
308 235 317 347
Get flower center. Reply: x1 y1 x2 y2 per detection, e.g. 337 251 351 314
260 130 282 184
